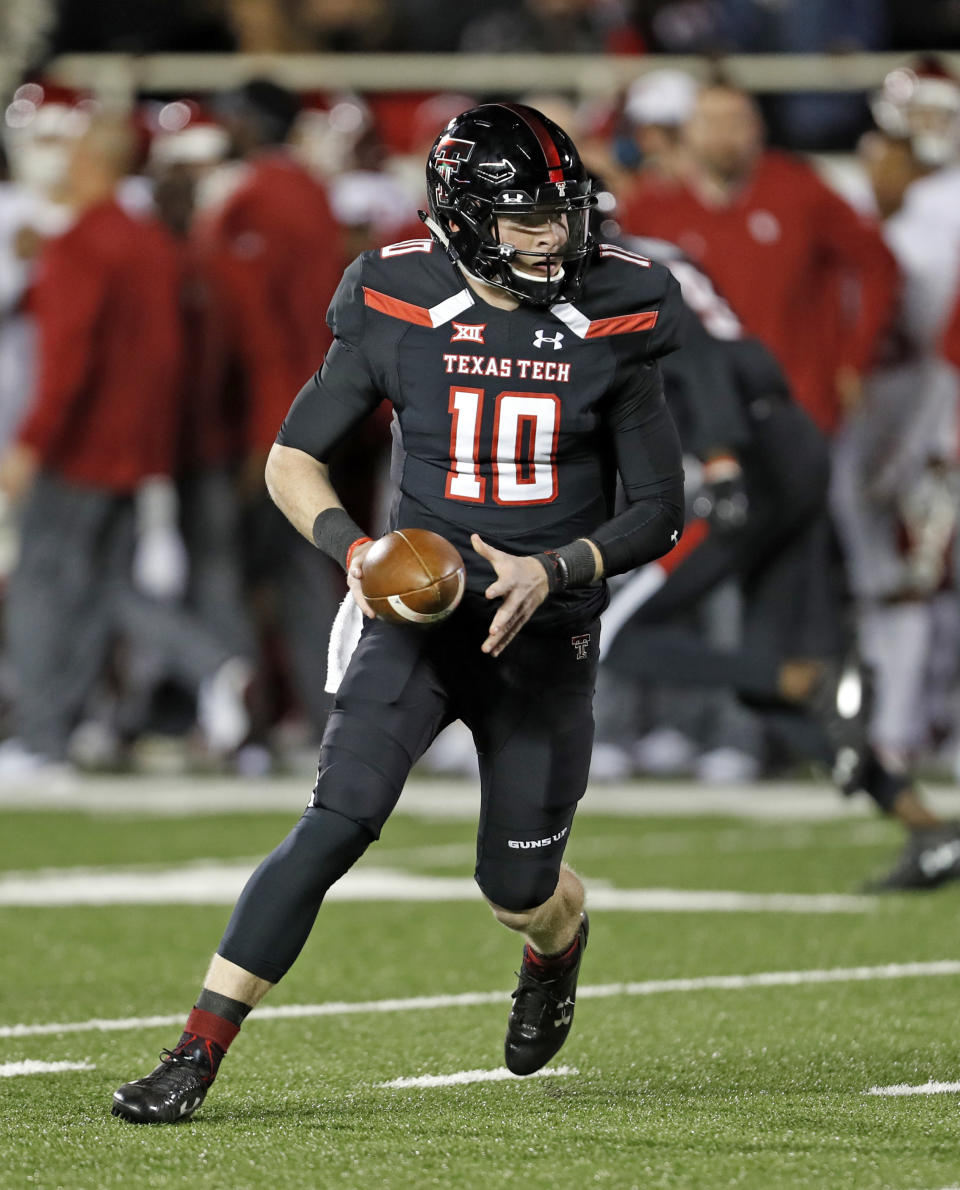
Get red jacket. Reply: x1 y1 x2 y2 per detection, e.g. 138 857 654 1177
176 239 248 472
199 152 346 451
941 280 960 371
19 199 183 491
619 151 899 434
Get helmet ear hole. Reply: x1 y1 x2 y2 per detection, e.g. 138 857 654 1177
458 194 492 225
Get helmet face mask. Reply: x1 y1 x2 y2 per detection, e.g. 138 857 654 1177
423 103 596 305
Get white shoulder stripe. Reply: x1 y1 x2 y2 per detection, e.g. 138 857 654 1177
599 243 652 267
549 301 591 339
429 289 475 327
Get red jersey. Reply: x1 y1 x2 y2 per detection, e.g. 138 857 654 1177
200 151 346 451
19 199 183 491
941 280 960 371
619 151 899 434
175 239 248 472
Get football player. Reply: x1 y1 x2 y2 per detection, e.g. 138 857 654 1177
599 235 960 889
832 60 960 784
111 103 686 1123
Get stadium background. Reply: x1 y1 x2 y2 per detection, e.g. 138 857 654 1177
4 4 960 1189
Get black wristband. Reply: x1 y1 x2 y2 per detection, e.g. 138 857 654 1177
534 550 564 594
312 507 367 571
534 539 599 594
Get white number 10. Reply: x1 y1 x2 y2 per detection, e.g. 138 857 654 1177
445 388 560 506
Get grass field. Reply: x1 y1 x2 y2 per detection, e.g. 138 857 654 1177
3 776 960 1190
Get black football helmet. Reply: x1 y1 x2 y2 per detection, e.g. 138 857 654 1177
422 103 596 305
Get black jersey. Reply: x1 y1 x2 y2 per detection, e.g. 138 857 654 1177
278 237 685 627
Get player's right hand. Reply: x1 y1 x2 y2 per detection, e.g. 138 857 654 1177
347 540 376 619
472 533 549 657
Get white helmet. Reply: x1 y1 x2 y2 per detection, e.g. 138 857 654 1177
871 59 960 168
3 82 93 194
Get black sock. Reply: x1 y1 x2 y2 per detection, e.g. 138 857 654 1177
195 988 252 1026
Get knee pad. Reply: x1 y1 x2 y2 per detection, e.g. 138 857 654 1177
475 816 574 913
276 803 374 875
312 700 430 836
477 862 560 914
312 751 404 837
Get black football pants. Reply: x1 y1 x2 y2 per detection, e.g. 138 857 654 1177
218 610 599 982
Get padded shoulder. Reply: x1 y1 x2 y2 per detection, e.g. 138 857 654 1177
563 245 685 358
581 243 677 313
358 238 464 302
328 240 471 342
326 255 367 346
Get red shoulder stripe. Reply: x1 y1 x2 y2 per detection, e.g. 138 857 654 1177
363 286 433 326
584 310 659 338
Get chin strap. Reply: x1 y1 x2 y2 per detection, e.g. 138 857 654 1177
420 212 452 251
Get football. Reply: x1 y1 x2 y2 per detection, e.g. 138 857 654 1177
360 528 466 626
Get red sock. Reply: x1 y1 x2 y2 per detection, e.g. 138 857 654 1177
172 1008 241 1082
180 1007 241 1054
524 932 580 976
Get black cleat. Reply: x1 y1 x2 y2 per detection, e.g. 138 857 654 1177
111 1036 219 1124
505 913 588 1076
863 822 960 892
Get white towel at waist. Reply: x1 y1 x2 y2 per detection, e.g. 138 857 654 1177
325 594 364 693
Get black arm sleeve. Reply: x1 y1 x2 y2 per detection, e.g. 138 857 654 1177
591 359 685 577
275 338 382 463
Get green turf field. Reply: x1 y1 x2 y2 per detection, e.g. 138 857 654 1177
2 782 960 1190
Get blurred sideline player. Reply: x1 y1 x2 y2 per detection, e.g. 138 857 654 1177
196 80 351 738
0 114 252 778
594 235 960 890
0 85 90 468
112 102 686 1123
832 61 960 778
621 68 698 195
619 78 899 437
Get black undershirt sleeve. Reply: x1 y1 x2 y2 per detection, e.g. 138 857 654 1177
590 359 685 577
276 338 382 463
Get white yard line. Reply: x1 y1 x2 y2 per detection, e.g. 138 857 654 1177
0 862 874 912
866 1081 960 1097
4 960 959 1040
3 773 959 820
378 1065 578 1089
381 824 897 866
0 1060 95 1077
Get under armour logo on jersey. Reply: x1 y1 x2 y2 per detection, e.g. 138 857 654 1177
533 330 564 350
670 529 679 544
450 322 486 344
571 633 590 660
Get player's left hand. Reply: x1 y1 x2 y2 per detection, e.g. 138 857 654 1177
347 539 376 619
472 533 548 657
